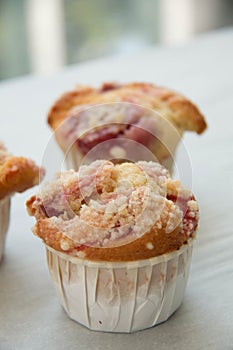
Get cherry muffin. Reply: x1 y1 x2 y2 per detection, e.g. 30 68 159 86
47 82 207 172
27 160 199 332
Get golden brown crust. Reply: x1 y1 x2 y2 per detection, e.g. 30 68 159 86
47 86 96 130
34 219 76 253
33 217 189 262
47 82 207 134
0 144 45 200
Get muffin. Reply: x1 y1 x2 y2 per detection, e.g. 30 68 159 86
47 82 207 172
26 160 199 332
0 142 44 261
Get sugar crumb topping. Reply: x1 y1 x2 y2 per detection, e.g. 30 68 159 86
146 242 154 250
30 160 198 249
187 200 198 211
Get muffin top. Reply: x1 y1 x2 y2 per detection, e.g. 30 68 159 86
47 82 207 174
26 160 199 261
48 82 207 135
0 142 45 200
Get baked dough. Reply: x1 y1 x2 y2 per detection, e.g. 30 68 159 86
26 160 199 261
0 142 45 199
48 82 207 134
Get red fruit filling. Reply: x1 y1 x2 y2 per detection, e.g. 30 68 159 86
167 194 198 237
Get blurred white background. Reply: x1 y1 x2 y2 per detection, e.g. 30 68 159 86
0 0 232 80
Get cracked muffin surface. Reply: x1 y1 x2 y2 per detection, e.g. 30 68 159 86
47 82 207 172
27 160 199 261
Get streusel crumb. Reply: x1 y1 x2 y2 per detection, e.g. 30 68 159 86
26 160 199 261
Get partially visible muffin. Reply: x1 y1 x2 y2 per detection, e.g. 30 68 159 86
0 142 44 261
47 82 207 172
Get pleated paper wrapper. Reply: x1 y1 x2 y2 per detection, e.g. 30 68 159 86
0 196 11 262
46 239 193 333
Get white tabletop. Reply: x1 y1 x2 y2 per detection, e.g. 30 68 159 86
0 28 233 350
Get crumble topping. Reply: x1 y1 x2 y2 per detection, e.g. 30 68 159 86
187 200 198 212
27 160 199 252
146 242 154 250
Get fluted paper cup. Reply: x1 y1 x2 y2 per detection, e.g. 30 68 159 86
45 239 193 333
0 196 11 262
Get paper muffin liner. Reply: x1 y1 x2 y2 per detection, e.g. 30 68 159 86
45 239 193 333
0 196 11 262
